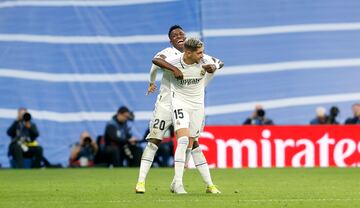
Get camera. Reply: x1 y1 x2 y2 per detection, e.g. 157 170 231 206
82 137 93 148
23 112 32 122
329 106 339 117
128 111 135 121
83 136 92 144
256 109 265 118
327 106 340 124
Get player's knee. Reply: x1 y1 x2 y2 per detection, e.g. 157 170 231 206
148 138 161 147
176 128 189 138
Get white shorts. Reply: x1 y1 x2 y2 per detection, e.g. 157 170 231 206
172 106 204 139
146 102 173 140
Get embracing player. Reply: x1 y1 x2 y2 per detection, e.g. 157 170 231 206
135 26 222 194
165 37 221 194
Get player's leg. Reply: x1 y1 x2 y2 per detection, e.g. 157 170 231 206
191 140 220 194
135 138 160 194
185 113 205 167
189 109 221 194
170 136 192 192
171 108 190 194
185 139 194 167
172 128 189 194
136 105 172 193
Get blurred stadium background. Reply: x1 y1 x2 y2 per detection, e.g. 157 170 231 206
0 0 360 167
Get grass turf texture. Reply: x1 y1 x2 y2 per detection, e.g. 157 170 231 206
1 168 360 208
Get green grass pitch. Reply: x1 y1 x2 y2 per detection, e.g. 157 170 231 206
1 168 360 208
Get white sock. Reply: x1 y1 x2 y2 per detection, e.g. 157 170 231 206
137 142 158 183
192 146 214 186
171 147 192 183
185 148 192 167
174 136 189 184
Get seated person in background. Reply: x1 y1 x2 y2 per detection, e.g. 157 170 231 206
310 106 328 125
69 131 98 167
103 106 142 167
345 103 360 124
243 104 274 125
7 108 44 168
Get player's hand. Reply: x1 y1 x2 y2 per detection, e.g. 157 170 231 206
128 137 137 145
218 60 224 69
202 64 216 73
146 83 157 95
173 68 183 80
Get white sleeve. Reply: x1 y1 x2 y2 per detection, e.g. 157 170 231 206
204 72 215 87
203 54 220 69
154 47 171 58
149 48 170 82
149 64 160 83
203 54 219 87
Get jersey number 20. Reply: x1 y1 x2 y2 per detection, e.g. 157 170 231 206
153 119 165 130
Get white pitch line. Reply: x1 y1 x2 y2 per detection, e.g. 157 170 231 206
15 198 360 203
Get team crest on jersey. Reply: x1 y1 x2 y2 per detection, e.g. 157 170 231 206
200 69 206 76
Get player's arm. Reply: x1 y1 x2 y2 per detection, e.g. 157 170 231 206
147 64 160 95
214 57 224 69
209 54 224 70
202 54 224 86
202 54 224 73
147 49 174 95
152 57 183 80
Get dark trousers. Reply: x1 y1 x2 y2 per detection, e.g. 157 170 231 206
126 144 142 167
154 141 174 167
9 142 43 168
104 144 141 167
104 145 124 167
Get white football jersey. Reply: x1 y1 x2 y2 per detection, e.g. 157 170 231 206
150 47 181 108
166 54 215 109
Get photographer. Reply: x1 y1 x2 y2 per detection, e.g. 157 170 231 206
69 131 98 167
103 106 142 167
326 106 340 124
7 108 43 168
243 105 274 125
345 103 360 124
310 106 339 125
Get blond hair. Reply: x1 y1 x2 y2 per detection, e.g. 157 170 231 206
184 37 203 51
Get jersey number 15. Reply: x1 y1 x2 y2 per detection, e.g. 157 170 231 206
174 109 184 119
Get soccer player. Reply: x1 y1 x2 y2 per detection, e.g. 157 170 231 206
135 25 185 194
164 37 221 194
135 26 221 194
